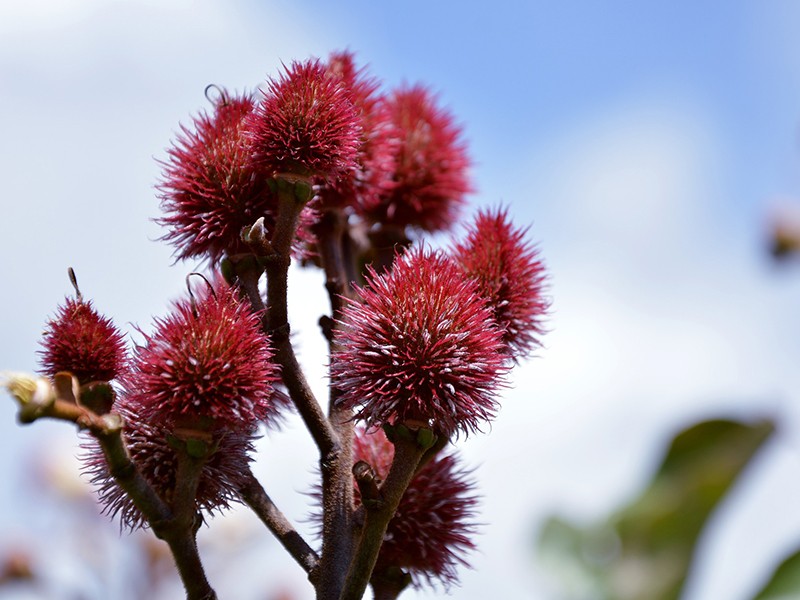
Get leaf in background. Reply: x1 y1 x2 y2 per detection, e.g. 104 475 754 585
752 547 800 599
537 418 775 600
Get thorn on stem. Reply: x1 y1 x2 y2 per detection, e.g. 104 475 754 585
353 460 382 509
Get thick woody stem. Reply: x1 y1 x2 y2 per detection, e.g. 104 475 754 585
339 435 427 600
261 182 338 458
163 451 215 600
239 182 348 598
312 208 358 599
313 208 354 318
239 469 320 576
238 180 338 458
172 451 204 527
158 530 217 600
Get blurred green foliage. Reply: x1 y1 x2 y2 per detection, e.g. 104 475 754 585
753 547 800 599
538 418 778 600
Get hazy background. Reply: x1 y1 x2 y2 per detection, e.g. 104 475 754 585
2 1 800 598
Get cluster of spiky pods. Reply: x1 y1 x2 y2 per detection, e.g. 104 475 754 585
3 51 548 600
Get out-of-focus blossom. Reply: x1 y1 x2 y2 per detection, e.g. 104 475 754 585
315 51 396 211
358 85 471 232
453 207 548 358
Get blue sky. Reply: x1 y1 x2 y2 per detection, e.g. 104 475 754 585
2 1 800 599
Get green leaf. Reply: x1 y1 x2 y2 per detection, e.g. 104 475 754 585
537 418 774 600
753 548 800 599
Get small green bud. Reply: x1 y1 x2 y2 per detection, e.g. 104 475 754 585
293 179 314 204
415 427 437 450
393 423 414 442
168 424 218 459
220 257 236 285
185 437 210 458
382 422 398 443
274 174 314 205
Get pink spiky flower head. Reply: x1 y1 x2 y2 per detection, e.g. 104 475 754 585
332 248 507 438
453 207 548 359
132 279 280 432
39 295 127 385
83 395 257 530
353 427 478 589
358 84 471 232
247 59 361 181
158 89 277 263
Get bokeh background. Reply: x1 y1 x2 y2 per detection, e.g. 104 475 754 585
2 1 800 598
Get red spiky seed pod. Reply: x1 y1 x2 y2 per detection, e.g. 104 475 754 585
353 427 478 589
331 248 507 438
158 89 277 263
39 298 127 384
453 207 548 359
315 51 397 211
83 395 256 530
358 84 471 232
132 281 279 432
247 59 361 181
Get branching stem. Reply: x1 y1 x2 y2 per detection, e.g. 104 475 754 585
339 435 427 600
259 182 338 458
312 207 359 599
17 392 217 600
239 469 320 577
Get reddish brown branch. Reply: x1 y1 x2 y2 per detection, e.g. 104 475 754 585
239 469 320 577
261 184 339 458
310 207 361 599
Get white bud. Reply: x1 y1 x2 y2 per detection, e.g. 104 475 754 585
2 372 55 420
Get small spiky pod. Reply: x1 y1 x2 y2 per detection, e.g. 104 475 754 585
453 207 548 358
358 85 471 232
39 298 127 384
132 281 280 432
247 59 361 181
353 427 478 589
331 248 507 438
158 90 277 264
